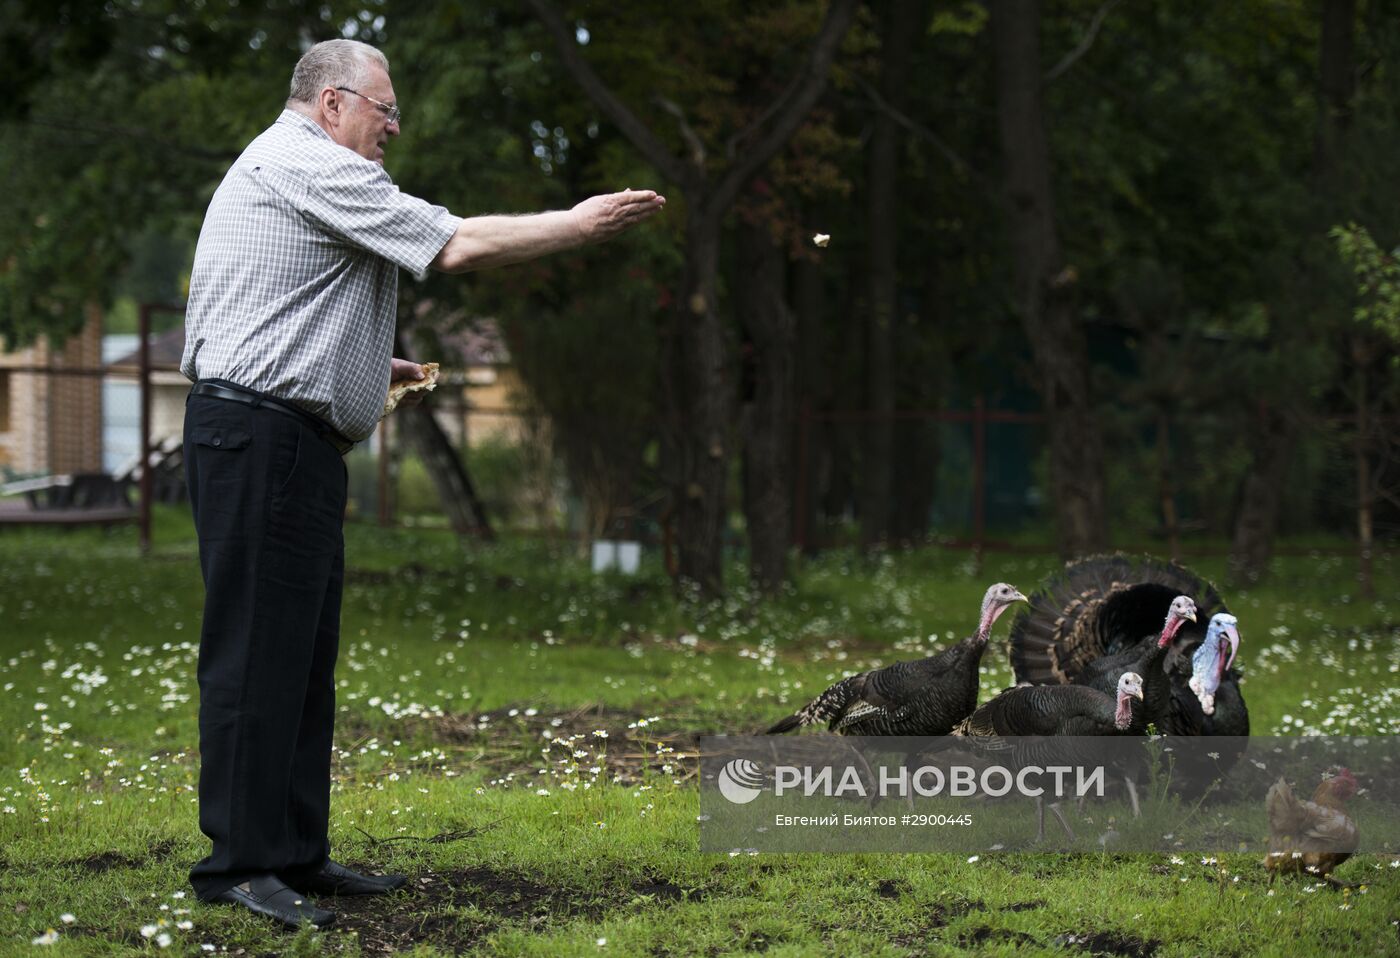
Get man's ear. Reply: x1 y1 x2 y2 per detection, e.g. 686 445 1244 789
318 86 341 126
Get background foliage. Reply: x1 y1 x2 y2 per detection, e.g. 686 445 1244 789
2 0 1397 590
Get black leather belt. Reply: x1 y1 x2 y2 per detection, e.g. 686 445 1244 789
190 381 356 455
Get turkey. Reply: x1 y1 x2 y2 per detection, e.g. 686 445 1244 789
1165 610 1247 739
949 671 1146 841
765 583 1027 736
1189 613 1240 716
1073 595 1196 734
1007 554 1248 740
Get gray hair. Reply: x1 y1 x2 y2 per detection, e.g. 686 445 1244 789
287 39 389 105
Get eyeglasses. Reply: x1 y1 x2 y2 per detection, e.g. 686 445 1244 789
335 86 401 125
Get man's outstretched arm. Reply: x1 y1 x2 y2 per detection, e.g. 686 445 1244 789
430 188 665 274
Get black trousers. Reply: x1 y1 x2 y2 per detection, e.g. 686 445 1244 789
183 388 348 900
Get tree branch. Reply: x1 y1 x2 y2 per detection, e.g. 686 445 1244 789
652 95 706 168
723 71 803 162
1044 0 1123 83
851 76 1000 204
712 0 859 213
524 0 692 188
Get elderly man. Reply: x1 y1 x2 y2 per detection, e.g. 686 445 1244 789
180 38 664 929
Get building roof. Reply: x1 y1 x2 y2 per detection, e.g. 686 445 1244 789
106 327 186 372
438 319 510 368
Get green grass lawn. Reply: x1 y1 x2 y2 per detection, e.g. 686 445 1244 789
1 508 1397 956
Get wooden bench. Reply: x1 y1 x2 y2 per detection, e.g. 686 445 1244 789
0 472 134 519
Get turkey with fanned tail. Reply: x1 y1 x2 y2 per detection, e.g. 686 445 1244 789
1006 554 1248 741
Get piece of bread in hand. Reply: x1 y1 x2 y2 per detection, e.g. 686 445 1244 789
382 362 440 416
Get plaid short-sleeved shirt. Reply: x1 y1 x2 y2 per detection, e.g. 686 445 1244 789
181 110 461 441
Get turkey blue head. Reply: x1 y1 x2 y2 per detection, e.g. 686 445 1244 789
1188 613 1240 716
1157 595 1198 648
1114 671 1144 729
976 582 1028 642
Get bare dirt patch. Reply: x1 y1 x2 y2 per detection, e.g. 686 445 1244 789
886 897 988 947
876 878 905 899
65 839 177 874
1057 930 1161 958
961 925 1040 947
331 864 703 954
411 702 710 785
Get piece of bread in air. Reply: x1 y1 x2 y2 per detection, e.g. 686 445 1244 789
382 362 440 416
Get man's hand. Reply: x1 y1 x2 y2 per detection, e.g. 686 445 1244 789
571 189 666 244
389 357 428 409
431 190 666 273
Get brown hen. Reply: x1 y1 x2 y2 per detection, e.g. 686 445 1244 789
1264 767 1359 882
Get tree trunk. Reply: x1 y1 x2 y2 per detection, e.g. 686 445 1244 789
1228 405 1294 583
889 414 939 545
1229 0 1354 580
792 248 828 554
859 0 920 550
392 329 494 539
526 0 857 597
737 213 796 594
1156 411 1179 561
668 208 730 595
1354 337 1374 599
828 254 867 535
399 404 495 540
991 0 1107 556
1314 0 1356 177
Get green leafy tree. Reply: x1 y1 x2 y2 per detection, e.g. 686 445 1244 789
1334 223 1400 344
1332 222 1400 597
524 0 858 596
0 0 373 345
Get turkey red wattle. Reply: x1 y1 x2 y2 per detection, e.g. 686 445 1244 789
1156 596 1198 648
1113 672 1144 729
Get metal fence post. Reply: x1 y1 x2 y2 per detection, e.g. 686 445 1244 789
972 394 986 570
138 303 152 555
377 414 392 527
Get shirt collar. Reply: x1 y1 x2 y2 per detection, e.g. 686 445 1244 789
276 108 333 141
